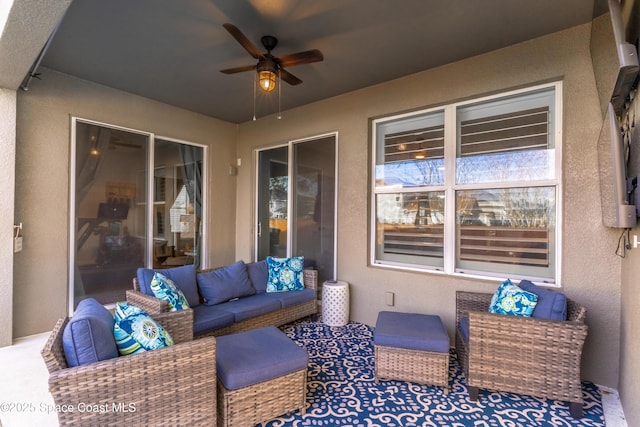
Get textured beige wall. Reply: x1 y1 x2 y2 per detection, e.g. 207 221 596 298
236 24 622 387
0 89 16 347
14 68 237 337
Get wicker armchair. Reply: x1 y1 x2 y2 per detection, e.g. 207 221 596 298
41 309 217 426
455 291 588 418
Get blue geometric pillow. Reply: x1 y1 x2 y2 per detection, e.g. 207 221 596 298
113 302 174 355
266 256 305 292
150 272 190 311
488 279 538 317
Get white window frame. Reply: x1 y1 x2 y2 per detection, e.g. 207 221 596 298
370 82 563 286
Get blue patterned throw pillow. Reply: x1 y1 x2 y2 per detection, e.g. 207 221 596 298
488 279 538 317
150 272 190 311
266 256 305 292
113 302 174 355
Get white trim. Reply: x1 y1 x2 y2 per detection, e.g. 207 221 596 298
68 117 77 316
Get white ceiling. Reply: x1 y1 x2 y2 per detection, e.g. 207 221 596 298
37 0 605 123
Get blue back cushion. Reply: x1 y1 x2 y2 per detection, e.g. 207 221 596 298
197 260 256 305
519 280 567 320
137 264 200 307
246 260 269 293
63 298 118 367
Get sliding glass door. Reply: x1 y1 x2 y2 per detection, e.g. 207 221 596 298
71 119 205 309
256 134 337 283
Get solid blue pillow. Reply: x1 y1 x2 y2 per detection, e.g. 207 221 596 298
518 280 567 320
197 260 256 306
266 256 305 292
137 264 200 307
246 260 269 294
63 298 118 367
488 279 538 317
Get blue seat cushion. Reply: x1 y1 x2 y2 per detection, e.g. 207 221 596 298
137 264 200 307
197 261 256 306
192 305 235 336
216 326 308 390
215 294 281 322
374 311 449 353
63 298 118 367
259 288 316 308
518 280 567 320
246 260 269 294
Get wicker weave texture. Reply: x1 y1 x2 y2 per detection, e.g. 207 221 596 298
455 290 588 412
217 369 307 427
41 316 217 426
374 345 450 393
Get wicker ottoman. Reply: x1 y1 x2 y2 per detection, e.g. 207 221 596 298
374 311 450 393
216 326 308 427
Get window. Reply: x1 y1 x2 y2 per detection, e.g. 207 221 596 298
371 83 561 283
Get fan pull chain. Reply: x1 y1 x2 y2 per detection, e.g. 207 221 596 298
278 69 282 120
253 71 257 121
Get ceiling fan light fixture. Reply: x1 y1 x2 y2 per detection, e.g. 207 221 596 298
258 69 277 92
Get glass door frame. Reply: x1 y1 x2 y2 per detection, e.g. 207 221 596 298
253 132 339 280
68 117 208 315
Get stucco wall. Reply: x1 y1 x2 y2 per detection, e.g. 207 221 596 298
235 24 622 387
14 68 237 337
0 89 16 347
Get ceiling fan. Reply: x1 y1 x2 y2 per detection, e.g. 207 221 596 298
220 23 324 92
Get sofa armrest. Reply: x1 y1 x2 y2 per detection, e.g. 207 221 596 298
153 308 194 344
47 336 217 426
126 289 169 315
303 268 318 291
455 291 492 324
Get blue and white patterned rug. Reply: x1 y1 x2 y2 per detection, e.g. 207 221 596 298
264 321 605 427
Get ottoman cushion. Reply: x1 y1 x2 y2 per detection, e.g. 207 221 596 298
216 326 308 390
375 311 449 353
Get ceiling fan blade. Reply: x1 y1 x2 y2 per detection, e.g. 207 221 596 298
220 64 257 74
280 68 303 85
277 49 324 67
223 23 264 59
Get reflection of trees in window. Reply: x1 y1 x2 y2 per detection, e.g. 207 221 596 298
269 176 288 218
457 188 554 228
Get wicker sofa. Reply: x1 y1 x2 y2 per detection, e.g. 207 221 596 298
41 308 217 426
126 260 318 338
455 290 588 418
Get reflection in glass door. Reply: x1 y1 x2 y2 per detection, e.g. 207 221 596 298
153 139 204 270
71 119 206 310
257 146 289 260
72 120 149 308
256 134 336 283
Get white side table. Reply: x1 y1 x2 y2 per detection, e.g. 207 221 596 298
322 280 350 326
